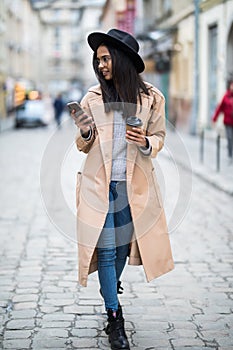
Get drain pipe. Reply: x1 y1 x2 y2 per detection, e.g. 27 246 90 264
190 0 200 135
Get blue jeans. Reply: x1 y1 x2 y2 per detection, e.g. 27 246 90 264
97 181 133 311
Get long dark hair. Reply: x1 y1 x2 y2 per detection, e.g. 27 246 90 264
93 43 149 117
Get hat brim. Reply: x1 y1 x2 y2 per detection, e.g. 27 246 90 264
88 32 145 73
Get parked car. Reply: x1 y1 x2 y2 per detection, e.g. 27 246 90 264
15 100 47 128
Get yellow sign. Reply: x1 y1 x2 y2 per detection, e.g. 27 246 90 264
14 83 25 107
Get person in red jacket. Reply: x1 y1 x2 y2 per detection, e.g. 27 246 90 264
212 79 233 162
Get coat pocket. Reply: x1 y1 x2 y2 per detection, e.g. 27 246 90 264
76 171 82 209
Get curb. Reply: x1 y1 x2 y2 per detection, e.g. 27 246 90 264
161 151 233 197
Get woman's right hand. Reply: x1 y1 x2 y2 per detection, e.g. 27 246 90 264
71 110 95 134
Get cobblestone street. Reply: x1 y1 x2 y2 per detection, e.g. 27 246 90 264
0 121 232 350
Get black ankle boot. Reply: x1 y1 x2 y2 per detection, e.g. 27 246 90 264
106 307 130 350
104 304 122 335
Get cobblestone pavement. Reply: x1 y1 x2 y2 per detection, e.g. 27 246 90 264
0 121 232 350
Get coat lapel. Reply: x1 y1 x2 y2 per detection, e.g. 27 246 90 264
88 97 113 184
87 86 154 185
126 93 154 184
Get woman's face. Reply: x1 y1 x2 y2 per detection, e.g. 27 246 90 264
96 45 112 80
229 82 233 92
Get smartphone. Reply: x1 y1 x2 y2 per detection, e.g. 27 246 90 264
67 101 84 117
67 101 94 128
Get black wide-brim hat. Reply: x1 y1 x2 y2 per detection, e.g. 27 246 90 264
87 28 145 73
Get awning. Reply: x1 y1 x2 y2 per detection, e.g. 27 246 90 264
137 28 176 55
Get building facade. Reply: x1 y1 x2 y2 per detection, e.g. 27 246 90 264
134 0 195 129
37 0 105 96
0 0 106 125
199 0 233 130
0 0 44 125
38 3 83 96
1 0 232 134
135 0 233 133
0 0 7 120
100 0 136 34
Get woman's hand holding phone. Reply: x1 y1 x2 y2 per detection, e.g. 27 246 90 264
72 112 94 135
67 101 95 134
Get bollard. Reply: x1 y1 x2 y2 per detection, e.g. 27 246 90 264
216 134 220 172
200 129 204 163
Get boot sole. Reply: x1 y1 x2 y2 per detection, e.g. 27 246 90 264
109 340 130 350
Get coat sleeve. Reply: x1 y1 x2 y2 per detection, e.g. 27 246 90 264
75 93 97 154
212 95 225 122
146 88 166 158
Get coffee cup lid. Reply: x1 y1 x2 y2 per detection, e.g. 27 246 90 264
126 116 143 126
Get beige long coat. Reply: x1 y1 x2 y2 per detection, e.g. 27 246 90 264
76 83 174 287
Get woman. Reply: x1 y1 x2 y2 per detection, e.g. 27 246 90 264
71 29 174 350
212 78 233 163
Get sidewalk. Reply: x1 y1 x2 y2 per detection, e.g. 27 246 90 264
0 114 15 132
162 128 233 196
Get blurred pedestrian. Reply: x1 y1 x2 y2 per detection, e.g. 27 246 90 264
212 78 233 163
70 29 174 350
53 93 64 128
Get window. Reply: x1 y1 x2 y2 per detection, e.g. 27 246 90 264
54 26 60 38
163 0 171 13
